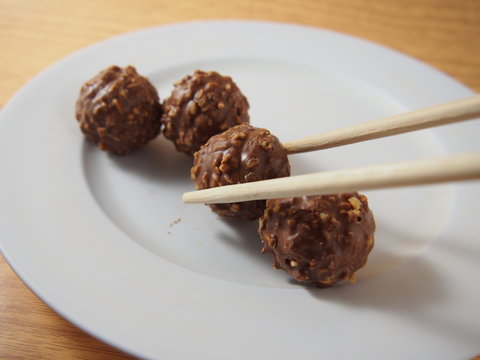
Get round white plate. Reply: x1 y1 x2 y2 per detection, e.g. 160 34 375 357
1 21 479 360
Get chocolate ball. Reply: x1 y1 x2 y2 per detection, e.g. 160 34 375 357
162 70 250 155
75 65 163 155
259 193 375 287
192 124 290 220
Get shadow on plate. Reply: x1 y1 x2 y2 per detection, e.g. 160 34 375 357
305 225 478 346
306 220 442 304
106 136 193 184
215 216 277 269
217 217 297 272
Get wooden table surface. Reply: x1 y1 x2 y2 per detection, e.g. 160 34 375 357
1 0 479 358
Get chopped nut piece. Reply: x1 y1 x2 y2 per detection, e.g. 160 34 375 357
260 139 274 151
319 212 329 221
348 196 363 210
245 157 261 169
186 100 197 115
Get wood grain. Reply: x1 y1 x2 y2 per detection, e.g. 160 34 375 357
0 254 132 359
0 0 479 358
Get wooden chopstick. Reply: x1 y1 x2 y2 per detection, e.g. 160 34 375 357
283 95 480 154
183 153 480 204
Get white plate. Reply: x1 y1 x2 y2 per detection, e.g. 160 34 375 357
1 20 479 359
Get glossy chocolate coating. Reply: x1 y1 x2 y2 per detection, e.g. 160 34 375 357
192 124 290 220
259 193 375 286
162 70 250 155
75 65 163 155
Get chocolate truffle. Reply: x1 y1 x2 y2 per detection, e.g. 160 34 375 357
75 65 163 155
192 124 290 220
162 70 250 155
259 193 375 287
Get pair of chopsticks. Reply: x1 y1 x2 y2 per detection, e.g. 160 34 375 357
183 95 480 204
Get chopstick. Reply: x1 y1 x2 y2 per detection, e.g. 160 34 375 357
283 95 480 154
184 96 480 204
182 153 480 204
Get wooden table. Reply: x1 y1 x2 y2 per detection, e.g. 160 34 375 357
1 0 479 358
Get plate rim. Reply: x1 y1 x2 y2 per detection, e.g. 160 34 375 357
0 20 478 359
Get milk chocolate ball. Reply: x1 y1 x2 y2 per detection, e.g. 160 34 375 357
162 70 249 155
75 65 163 155
259 193 375 286
192 124 290 220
